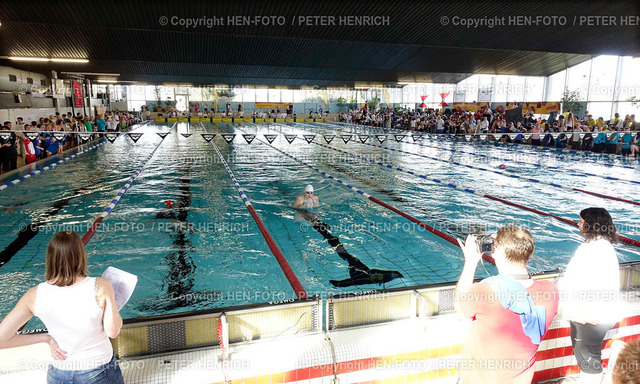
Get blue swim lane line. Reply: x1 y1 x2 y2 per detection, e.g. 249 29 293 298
0 141 107 191
298 138 640 249
0 121 153 192
82 123 175 244
404 134 640 182
309 122 640 186
328 120 640 166
321 121 640 170
359 140 640 207
292 121 639 205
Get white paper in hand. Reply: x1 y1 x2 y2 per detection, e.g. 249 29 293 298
101 266 138 310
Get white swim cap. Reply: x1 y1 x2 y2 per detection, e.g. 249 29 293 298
305 185 314 193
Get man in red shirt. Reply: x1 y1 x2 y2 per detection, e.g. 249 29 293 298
456 225 559 383
21 129 36 164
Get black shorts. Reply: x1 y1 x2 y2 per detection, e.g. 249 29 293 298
570 321 615 374
593 143 604 153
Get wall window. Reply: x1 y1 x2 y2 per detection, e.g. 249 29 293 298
524 77 544 102
255 88 269 102
281 89 293 103
477 75 493 102
493 76 509 103
566 59 591 99
589 55 618 101
615 102 640 119
238 87 255 102
506 76 526 102
128 100 147 112
127 85 146 101
463 75 479 102
586 102 613 120
618 56 640 102
188 87 203 101
546 70 566 101
268 89 280 102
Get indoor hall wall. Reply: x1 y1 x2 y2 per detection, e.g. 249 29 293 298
0 107 57 125
0 93 56 110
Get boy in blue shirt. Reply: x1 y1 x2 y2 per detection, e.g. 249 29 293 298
593 130 607 153
45 136 62 156
621 129 633 156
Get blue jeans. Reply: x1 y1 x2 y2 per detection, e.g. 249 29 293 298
47 353 124 384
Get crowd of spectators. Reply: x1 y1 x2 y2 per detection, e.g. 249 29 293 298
0 111 138 175
157 104 329 120
338 106 639 156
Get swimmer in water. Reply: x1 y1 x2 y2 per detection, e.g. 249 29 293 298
148 200 197 236
156 200 179 220
293 185 319 209
295 209 403 288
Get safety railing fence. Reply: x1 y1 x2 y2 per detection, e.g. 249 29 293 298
155 117 325 124
9 261 638 361
112 296 322 358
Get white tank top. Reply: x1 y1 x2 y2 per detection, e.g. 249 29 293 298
34 277 113 370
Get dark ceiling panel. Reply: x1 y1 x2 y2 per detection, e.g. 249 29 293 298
0 1 637 86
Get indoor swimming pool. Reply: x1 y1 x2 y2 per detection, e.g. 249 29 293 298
1 121 639 330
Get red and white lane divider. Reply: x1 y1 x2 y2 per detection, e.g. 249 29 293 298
311 140 640 250
208 138 308 299
237 126 496 265
294 122 640 206
361 140 640 207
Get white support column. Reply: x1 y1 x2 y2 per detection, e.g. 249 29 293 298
85 79 92 117
611 56 625 118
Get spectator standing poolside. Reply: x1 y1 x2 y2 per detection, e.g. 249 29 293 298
456 225 559 384
20 129 36 164
0 231 125 384
621 128 633 156
607 128 620 154
560 207 621 384
0 125 18 173
96 114 106 132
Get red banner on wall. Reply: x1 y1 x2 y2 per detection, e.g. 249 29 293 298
72 81 85 108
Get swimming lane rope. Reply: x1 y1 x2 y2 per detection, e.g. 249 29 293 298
236 125 496 265
313 122 640 186
358 140 640 207
0 141 107 192
308 140 640 249
0 121 153 192
81 123 176 244
206 134 308 300
329 121 639 166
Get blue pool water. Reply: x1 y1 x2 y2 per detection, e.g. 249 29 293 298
1 121 639 329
